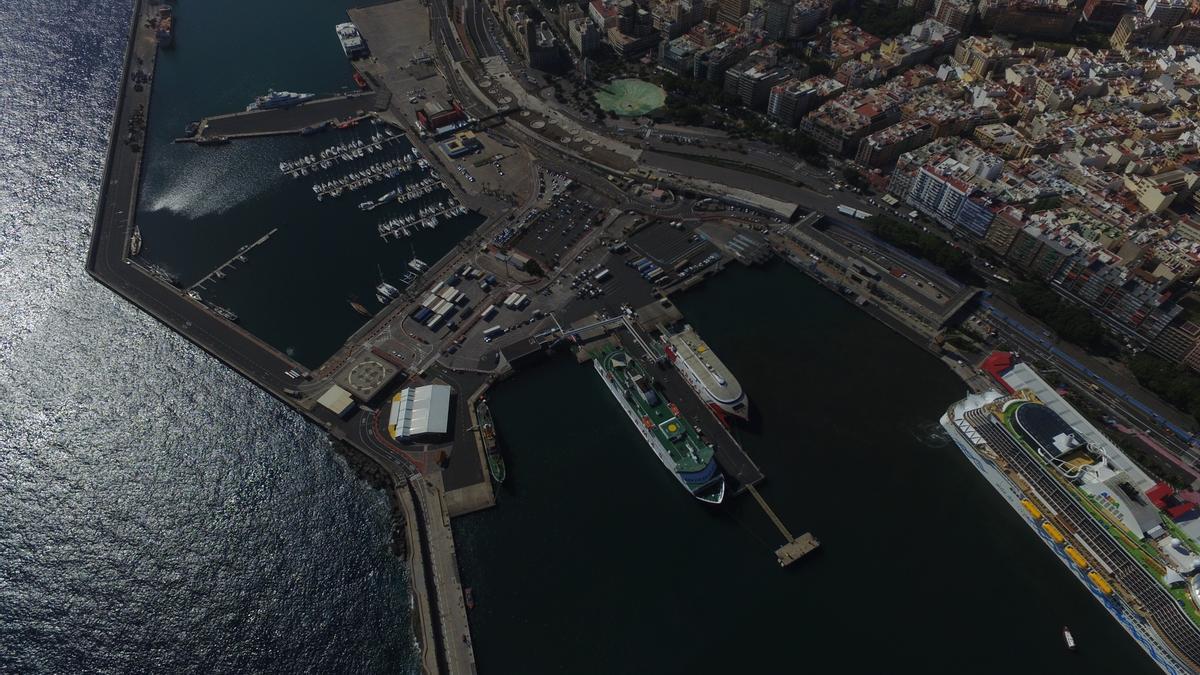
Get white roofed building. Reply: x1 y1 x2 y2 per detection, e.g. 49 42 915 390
388 384 452 440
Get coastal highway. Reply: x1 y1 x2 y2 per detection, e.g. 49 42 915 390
463 0 504 59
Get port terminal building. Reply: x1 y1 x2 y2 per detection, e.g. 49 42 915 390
388 384 453 440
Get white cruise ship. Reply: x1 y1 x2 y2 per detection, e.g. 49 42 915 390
662 325 749 423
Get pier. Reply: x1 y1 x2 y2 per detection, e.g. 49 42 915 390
746 485 820 567
185 90 390 142
188 228 277 291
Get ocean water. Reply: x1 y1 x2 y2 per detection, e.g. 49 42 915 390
0 1 417 672
455 262 1160 674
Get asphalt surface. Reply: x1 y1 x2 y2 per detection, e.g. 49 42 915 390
199 91 386 137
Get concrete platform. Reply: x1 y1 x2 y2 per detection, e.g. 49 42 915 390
776 533 820 567
193 91 388 140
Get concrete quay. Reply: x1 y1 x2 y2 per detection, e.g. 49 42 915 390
188 90 388 141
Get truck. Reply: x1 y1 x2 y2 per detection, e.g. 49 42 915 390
645 268 665 283
413 307 433 322
504 292 521 308
481 304 498 320
594 268 612 283
482 325 505 341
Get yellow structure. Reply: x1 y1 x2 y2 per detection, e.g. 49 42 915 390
1042 522 1065 544
1088 571 1113 595
1065 546 1089 569
1021 499 1043 520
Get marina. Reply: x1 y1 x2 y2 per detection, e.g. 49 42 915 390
279 124 406 177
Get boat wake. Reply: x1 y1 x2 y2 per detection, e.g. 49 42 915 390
144 155 266 218
911 421 952 448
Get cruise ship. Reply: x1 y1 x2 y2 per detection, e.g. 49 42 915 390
594 347 725 504
245 90 315 112
662 325 749 423
336 22 369 59
942 354 1200 674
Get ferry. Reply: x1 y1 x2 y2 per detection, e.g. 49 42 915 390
476 399 506 484
245 90 316 112
662 325 750 423
1063 626 1076 651
594 347 725 504
336 22 369 59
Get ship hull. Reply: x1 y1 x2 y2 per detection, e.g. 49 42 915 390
940 411 1185 674
594 357 724 504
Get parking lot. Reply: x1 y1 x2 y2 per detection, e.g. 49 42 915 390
506 189 603 270
628 219 718 269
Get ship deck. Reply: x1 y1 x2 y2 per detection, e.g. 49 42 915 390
666 326 744 405
608 332 764 492
599 348 712 473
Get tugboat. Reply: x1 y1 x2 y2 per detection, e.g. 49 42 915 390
1062 626 1076 651
353 72 369 90
183 121 200 137
477 399 506 484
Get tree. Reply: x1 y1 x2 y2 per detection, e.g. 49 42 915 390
523 259 545 276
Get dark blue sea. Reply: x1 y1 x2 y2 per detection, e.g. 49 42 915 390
0 1 417 672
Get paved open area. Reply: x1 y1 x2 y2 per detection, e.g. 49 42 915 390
197 91 387 139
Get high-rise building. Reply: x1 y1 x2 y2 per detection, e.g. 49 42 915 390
718 0 750 24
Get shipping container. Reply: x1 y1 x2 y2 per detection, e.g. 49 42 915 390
413 307 433 322
422 292 440 308
645 268 665 282
426 314 445 331
482 304 498 320
504 292 521 308
594 268 612 282
631 257 650 269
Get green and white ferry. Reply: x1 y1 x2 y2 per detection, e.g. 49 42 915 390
594 347 726 504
